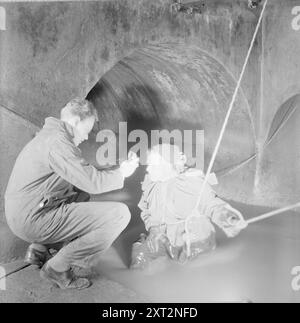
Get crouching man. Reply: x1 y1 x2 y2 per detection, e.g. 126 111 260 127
5 98 139 289
130 144 247 269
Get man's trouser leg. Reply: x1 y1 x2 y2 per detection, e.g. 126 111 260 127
25 190 91 264
34 201 131 269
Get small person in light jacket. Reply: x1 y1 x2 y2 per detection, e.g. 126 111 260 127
131 144 247 269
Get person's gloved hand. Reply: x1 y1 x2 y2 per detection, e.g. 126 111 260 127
147 226 167 253
211 204 248 238
120 151 139 178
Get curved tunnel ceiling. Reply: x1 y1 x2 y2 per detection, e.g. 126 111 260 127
85 43 256 173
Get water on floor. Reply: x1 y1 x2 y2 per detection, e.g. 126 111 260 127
92 201 300 303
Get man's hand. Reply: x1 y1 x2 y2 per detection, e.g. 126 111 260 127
120 151 139 178
211 205 248 238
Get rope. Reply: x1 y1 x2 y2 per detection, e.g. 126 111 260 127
247 202 300 225
0 264 31 281
184 0 269 257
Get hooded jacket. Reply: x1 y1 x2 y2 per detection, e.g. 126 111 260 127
5 117 124 231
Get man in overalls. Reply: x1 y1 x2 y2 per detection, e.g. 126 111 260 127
5 98 139 289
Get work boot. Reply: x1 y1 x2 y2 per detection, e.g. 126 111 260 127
24 244 52 268
40 262 91 290
130 233 169 270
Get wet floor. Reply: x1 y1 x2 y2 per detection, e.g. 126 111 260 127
92 201 300 303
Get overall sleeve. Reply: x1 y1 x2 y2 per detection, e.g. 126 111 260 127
199 184 245 236
139 196 163 231
48 137 124 195
139 195 155 230
198 184 231 219
138 176 162 231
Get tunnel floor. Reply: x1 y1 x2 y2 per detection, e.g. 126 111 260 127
90 198 300 303
2 203 299 303
1 185 300 302
0 261 148 303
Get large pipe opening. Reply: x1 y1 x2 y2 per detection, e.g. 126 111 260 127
84 43 256 204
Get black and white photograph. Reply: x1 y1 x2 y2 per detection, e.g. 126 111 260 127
0 0 299 305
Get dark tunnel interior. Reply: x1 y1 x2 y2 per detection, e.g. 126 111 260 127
83 44 256 203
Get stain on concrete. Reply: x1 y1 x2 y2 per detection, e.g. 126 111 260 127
17 3 69 57
166 10 182 32
235 14 245 33
118 1 131 32
101 46 110 61
103 1 120 35
101 0 142 34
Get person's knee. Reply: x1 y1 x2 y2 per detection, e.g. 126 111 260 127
115 203 131 227
91 202 131 232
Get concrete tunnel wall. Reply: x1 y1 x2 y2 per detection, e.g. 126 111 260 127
0 0 300 262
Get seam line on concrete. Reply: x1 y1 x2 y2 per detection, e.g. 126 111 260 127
0 103 40 129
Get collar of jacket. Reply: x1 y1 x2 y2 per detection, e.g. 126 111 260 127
44 117 75 141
